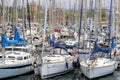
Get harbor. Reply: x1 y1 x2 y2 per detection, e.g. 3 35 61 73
0 0 120 80
4 53 120 80
3 53 120 80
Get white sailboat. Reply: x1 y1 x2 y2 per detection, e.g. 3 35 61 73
0 45 35 79
80 0 116 79
0 0 35 79
39 48 76 79
38 0 77 79
80 57 116 79
111 0 120 63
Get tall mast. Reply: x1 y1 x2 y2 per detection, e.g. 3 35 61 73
99 0 102 33
1 0 5 33
15 0 18 27
78 0 83 47
49 0 52 27
41 0 48 61
27 0 32 44
52 0 55 27
1 0 5 59
115 0 119 40
22 0 25 37
88 0 94 55
62 0 65 26
108 0 113 47
83 0 87 50
6 1 9 23
38 0 41 23
94 0 98 38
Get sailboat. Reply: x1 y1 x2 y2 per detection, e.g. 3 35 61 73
38 0 77 79
0 28 35 79
80 39 116 79
80 0 116 79
111 0 120 65
39 47 76 79
0 0 35 79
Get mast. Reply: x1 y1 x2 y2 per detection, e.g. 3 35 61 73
94 0 98 38
15 0 18 27
108 0 113 47
88 0 94 54
22 0 25 37
27 0 32 44
1 0 5 59
52 0 55 27
38 0 41 23
99 0 102 33
41 0 48 62
78 0 83 48
62 0 65 26
1 0 5 33
6 2 9 23
115 0 119 40
83 0 87 50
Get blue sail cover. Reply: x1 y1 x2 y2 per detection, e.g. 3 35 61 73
48 35 67 52
1 27 29 48
14 28 26 41
91 38 112 54
90 38 116 60
2 34 17 47
48 35 66 47
48 34 75 49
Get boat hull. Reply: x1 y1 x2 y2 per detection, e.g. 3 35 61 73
115 56 120 61
80 60 115 79
39 60 73 79
0 63 33 79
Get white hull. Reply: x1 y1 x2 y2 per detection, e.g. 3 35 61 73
115 56 120 61
80 58 116 79
0 63 33 79
39 60 73 79
0 50 35 79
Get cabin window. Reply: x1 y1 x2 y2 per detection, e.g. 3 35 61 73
5 48 12 51
8 56 15 60
14 49 23 51
17 57 23 60
53 48 68 55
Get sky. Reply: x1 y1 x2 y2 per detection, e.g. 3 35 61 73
0 0 117 10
